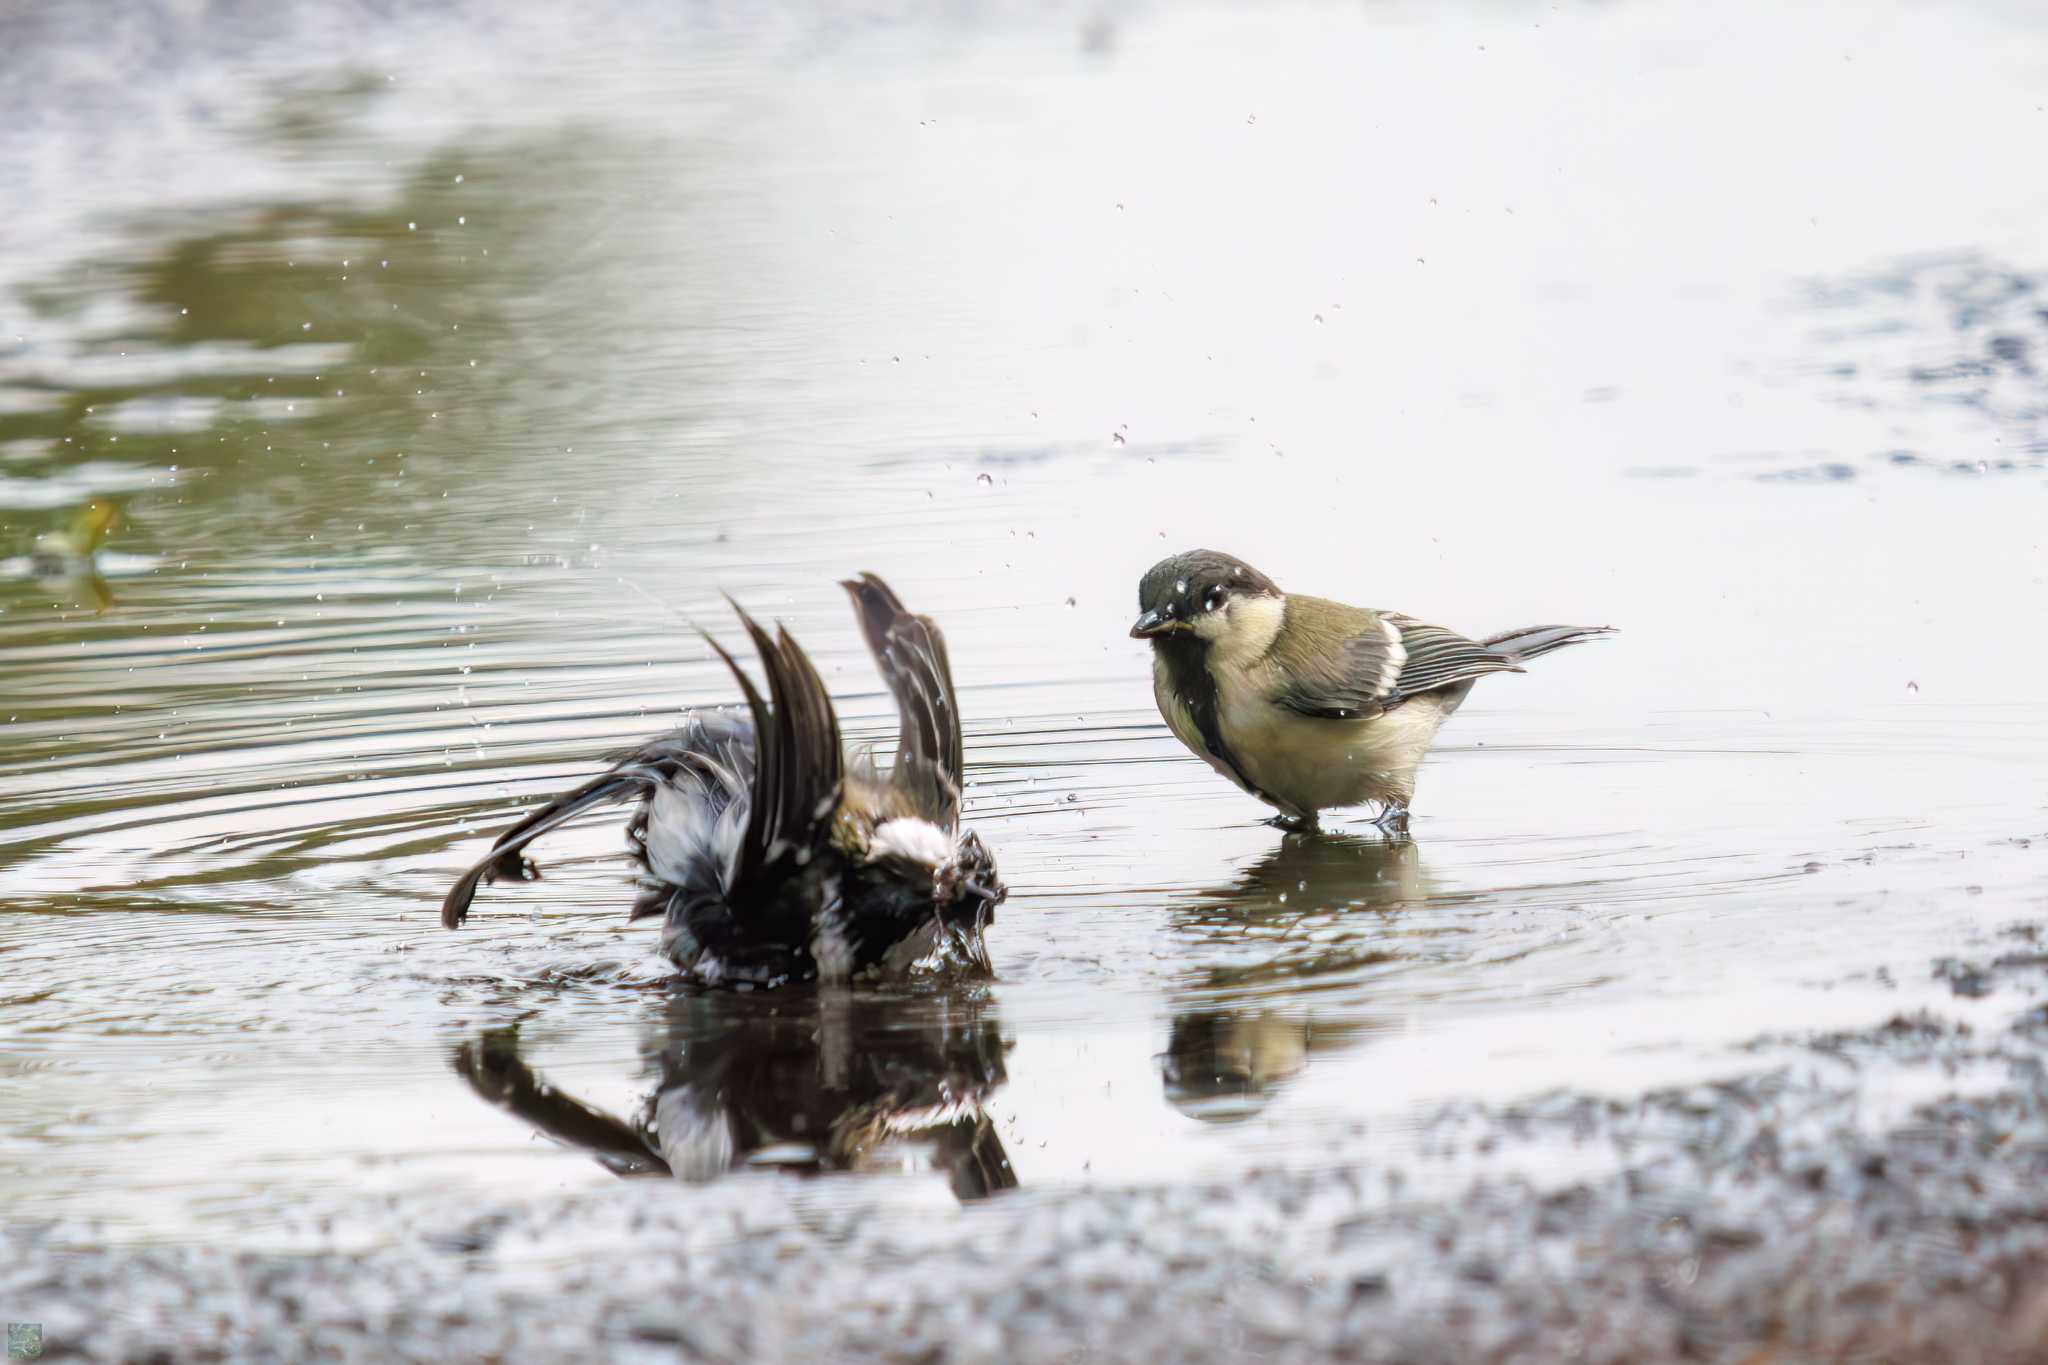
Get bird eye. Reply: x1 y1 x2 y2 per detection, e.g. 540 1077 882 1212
1203 586 1226 612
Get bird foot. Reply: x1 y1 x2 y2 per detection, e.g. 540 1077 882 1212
1264 812 1322 834
1372 803 1411 836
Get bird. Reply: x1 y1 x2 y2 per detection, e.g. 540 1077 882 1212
1130 549 1613 832
441 574 1005 987
23 499 120 612
30 499 120 577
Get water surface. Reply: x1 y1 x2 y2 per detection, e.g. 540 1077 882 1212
3 0 2047 1250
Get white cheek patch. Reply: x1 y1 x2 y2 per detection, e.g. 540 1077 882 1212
1201 594 1285 664
868 817 952 867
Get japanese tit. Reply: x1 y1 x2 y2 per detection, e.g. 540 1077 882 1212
1131 549 1613 831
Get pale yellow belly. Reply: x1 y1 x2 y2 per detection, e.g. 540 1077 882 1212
1219 686 1449 817
1154 657 1451 817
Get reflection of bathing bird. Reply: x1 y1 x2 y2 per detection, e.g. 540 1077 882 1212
30 499 120 577
441 575 1005 987
454 989 1016 1201
1131 549 1613 831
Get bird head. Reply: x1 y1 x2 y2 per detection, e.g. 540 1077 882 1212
932 828 1005 924
1130 549 1282 643
864 819 1005 925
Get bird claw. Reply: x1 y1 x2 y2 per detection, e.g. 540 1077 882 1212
1263 812 1322 834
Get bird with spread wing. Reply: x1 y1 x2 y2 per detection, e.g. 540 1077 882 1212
441 575 1004 987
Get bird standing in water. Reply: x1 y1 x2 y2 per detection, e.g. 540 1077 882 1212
443 574 1004 987
1131 549 1613 832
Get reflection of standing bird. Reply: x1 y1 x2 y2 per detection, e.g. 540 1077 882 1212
1131 549 1613 830
1162 1011 1315 1122
1164 833 1424 1120
454 989 1016 1202
442 575 1005 987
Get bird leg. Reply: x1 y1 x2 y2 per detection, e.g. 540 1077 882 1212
1264 811 1322 834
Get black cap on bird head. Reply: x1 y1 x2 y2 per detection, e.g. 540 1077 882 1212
1130 550 1280 640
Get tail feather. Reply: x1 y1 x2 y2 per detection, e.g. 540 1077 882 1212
441 772 654 928
1480 623 1617 663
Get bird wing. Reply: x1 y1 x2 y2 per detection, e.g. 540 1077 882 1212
708 603 845 895
1382 615 1524 696
440 602 844 930
1272 601 1521 720
441 711 756 929
841 573 964 828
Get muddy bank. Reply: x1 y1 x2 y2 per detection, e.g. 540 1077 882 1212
12 938 2048 1364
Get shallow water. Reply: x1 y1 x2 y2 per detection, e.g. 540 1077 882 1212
3 0 2047 1255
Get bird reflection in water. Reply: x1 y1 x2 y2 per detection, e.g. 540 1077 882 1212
1164 832 1433 1121
455 988 1016 1202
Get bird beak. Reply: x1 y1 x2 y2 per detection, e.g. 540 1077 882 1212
1130 608 1175 639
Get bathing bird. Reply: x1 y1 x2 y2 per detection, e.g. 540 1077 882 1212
1131 549 1613 831
442 574 1004 986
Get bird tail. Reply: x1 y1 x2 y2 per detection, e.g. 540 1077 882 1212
440 771 655 928
1480 623 1617 664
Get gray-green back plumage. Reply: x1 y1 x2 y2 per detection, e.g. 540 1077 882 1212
1269 596 1525 720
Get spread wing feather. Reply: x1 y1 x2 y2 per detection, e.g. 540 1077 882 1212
714 604 844 892
841 572 963 827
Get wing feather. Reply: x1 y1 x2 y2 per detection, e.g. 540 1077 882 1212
1382 616 1523 697
1274 606 1519 718
841 573 963 827
709 604 844 891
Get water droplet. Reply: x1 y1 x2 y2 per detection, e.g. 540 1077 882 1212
1277 891 1288 903
1065 596 1077 607
976 472 994 486
1174 579 1187 593
1906 680 1919 695
1111 430 1126 445
1064 793 1080 803
1313 313 1324 323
